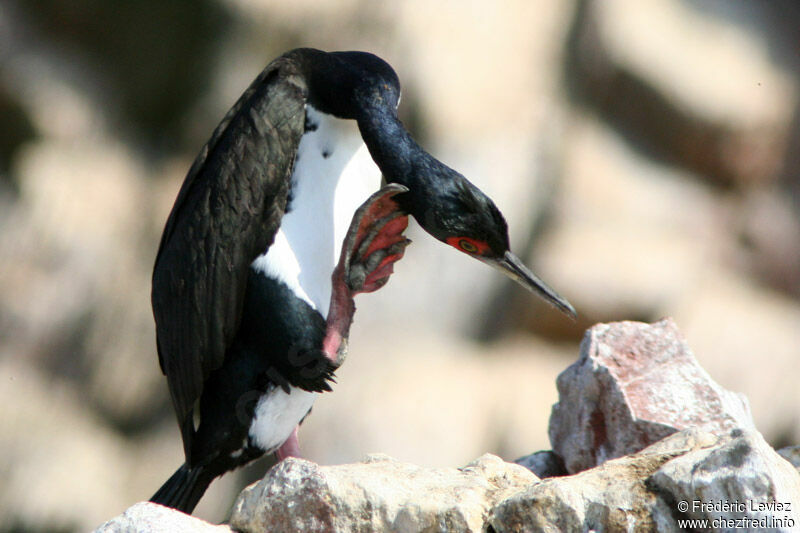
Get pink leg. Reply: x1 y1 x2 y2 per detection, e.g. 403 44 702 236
323 184 410 366
275 426 301 461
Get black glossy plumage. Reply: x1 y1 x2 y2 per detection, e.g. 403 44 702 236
150 463 215 514
152 48 406 459
151 269 333 513
194 271 333 456
151 54 307 456
151 49 402 513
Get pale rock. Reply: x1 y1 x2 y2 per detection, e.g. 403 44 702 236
230 453 537 533
94 502 231 533
491 428 800 532
650 429 800 531
489 428 718 532
778 445 800 471
549 319 754 473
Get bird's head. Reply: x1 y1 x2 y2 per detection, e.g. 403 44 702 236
404 164 576 318
323 49 575 318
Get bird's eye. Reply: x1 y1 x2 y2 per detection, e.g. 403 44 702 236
459 239 478 253
445 236 488 255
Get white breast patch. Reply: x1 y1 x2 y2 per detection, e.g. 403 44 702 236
251 105 382 319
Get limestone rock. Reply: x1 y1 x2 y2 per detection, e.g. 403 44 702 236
230 453 537 533
94 502 231 533
489 428 717 532
549 319 754 474
650 429 800 531
778 445 800 471
514 450 566 478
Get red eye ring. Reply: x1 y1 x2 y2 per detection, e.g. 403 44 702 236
446 236 489 255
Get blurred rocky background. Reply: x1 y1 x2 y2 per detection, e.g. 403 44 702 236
0 0 798 530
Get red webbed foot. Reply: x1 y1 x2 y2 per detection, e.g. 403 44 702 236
339 183 411 295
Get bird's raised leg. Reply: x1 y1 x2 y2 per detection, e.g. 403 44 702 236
272 185 409 464
323 184 411 366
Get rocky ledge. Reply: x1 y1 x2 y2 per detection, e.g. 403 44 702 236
96 319 800 532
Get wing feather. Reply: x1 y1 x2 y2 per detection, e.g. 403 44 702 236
151 53 308 455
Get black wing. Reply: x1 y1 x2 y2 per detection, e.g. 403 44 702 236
152 52 308 456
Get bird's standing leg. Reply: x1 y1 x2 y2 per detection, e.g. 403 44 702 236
275 426 301 460
324 183 411 366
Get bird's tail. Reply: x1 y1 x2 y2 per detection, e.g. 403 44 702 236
149 463 215 514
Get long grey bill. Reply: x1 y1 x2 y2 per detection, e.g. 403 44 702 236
487 251 577 319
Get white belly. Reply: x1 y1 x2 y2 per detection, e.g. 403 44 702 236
248 386 317 452
246 106 381 449
251 105 382 318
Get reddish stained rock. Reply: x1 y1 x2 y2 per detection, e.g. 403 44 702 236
549 318 754 474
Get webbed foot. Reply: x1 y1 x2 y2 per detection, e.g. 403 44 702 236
339 183 411 295
323 184 411 364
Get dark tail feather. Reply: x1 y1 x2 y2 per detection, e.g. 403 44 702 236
150 463 215 514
